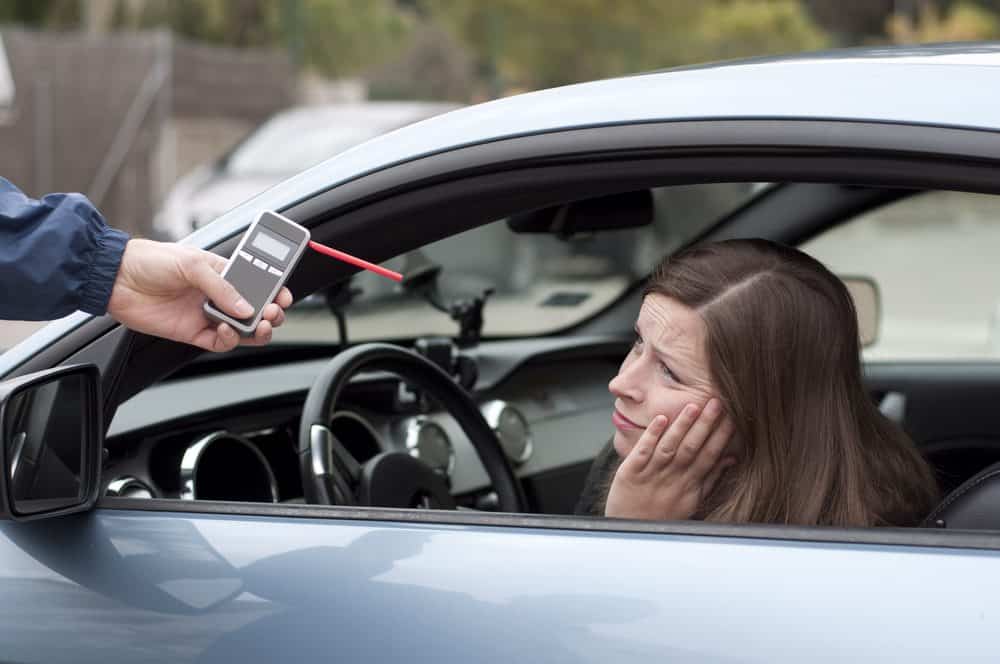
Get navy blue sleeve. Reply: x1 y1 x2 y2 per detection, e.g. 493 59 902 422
0 178 129 321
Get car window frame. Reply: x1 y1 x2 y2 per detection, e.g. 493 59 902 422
14 119 1000 551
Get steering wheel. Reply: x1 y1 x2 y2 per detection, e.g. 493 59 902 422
298 343 527 512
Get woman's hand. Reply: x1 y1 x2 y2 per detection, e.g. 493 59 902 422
605 398 735 521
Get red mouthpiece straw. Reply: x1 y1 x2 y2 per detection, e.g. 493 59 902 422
308 240 403 282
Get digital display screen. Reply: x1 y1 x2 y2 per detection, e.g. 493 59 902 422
251 229 292 262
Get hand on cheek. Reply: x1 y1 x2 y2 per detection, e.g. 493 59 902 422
604 398 737 521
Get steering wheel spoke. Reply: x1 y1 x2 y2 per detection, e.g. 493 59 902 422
308 424 359 505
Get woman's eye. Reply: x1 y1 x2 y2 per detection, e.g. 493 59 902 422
659 363 677 382
632 334 643 353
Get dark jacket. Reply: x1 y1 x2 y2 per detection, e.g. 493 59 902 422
0 178 128 320
574 440 619 516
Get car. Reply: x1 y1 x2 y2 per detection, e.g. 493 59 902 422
3 43 1000 662
153 101 459 240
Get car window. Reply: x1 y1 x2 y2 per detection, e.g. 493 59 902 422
801 191 1000 361
277 182 768 344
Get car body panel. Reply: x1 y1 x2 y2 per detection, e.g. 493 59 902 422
1 508 998 663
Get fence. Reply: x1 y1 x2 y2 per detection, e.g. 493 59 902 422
0 28 294 237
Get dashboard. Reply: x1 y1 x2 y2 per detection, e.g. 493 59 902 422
103 336 627 514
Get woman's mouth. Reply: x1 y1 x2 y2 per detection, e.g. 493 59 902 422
612 409 643 431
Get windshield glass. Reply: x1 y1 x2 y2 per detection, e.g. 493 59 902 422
278 182 768 344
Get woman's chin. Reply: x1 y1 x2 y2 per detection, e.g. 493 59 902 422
612 433 635 459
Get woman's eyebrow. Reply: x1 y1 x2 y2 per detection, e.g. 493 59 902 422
636 321 689 381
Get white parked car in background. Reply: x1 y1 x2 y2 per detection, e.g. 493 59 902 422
154 101 459 241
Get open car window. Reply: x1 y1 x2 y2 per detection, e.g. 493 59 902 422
278 182 768 344
803 190 1000 361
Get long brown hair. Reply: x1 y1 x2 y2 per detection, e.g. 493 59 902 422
642 239 938 527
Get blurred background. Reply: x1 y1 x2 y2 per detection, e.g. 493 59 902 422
1 0 999 350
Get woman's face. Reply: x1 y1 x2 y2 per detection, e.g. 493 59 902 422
608 293 718 458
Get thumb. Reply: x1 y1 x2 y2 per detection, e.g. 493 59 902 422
185 250 254 319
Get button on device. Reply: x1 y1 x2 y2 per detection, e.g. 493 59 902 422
239 250 253 262
268 266 283 277
252 258 268 270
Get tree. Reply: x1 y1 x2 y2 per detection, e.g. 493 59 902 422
422 0 828 92
124 0 411 78
0 0 79 28
887 0 1000 42
803 0 898 45
298 0 412 77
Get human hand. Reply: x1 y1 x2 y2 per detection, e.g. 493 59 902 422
107 239 293 352
604 398 736 521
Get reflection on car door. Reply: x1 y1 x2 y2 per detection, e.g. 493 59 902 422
1 507 999 662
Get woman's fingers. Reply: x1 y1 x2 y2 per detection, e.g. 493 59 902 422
645 403 701 472
608 399 736 522
689 413 735 480
671 399 723 468
620 415 670 474
625 398 734 477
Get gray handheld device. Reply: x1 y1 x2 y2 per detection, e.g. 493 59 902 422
203 210 310 336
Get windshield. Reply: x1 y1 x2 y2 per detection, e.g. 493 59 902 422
277 182 767 345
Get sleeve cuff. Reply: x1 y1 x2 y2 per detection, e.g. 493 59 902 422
78 223 129 316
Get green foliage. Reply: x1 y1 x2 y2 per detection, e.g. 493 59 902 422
691 1 829 62
887 0 1000 42
138 0 282 47
298 0 412 76
423 0 829 92
0 0 79 28
3 0 999 98
126 0 412 77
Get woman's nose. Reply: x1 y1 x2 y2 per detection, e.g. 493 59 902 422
609 360 643 402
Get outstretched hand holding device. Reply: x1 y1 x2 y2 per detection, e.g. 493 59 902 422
108 238 294 353
193 209 401 351
0 180 396 352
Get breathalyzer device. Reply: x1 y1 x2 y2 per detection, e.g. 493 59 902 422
203 210 310 336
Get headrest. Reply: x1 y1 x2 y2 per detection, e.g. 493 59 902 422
923 461 1000 530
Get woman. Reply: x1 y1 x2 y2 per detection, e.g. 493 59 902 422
579 238 939 527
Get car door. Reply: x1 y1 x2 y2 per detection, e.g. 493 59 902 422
2 504 999 663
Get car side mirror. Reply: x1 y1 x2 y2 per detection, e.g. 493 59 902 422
0 364 103 521
841 276 880 347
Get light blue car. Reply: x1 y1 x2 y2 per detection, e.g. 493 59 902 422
3 43 1000 662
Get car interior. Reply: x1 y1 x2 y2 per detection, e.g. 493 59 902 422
94 177 1000 532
